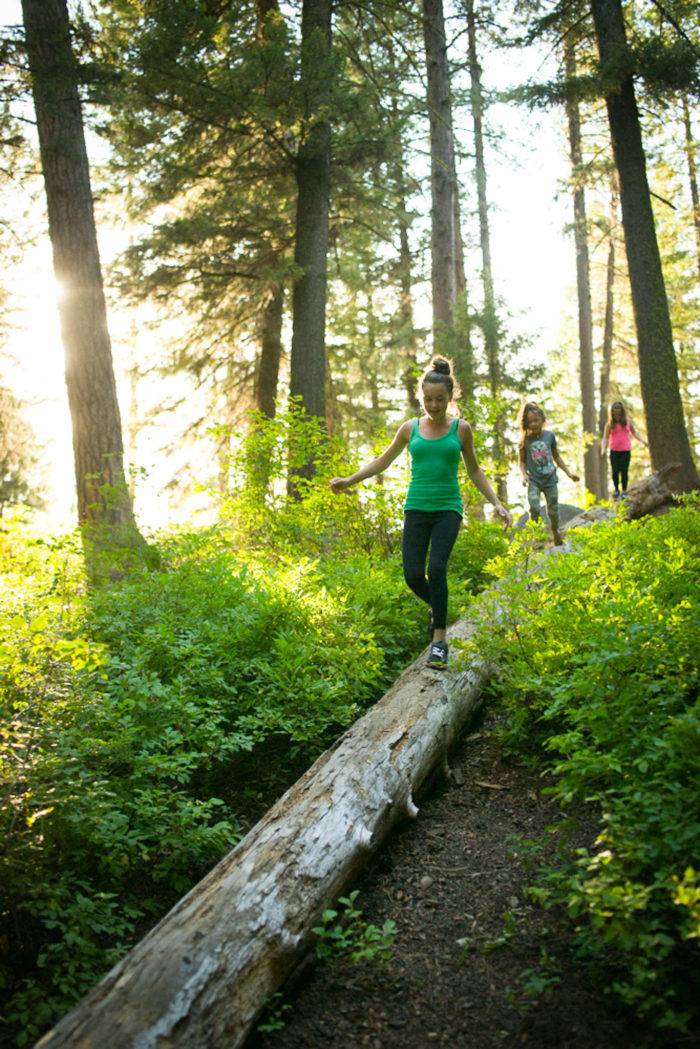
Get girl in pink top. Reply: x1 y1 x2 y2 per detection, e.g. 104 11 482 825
600 401 646 498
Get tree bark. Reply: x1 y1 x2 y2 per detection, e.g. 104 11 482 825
422 0 457 337
390 131 421 413
397 204 421 414
680 94 700 282
465 0 506 502
21 0 139 529
289 0 331 432
598 173 619 500
452 191 476 404
35 615 489 1049
589 0 698 491
564 43 600 497
255 285 284 418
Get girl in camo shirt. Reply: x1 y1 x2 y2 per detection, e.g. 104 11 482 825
518 402 579 546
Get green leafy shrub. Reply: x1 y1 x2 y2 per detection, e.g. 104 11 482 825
313 890 397 963
0 414 501 1046
467 505 700 1032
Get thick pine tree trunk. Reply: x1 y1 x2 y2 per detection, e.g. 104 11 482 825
289 0 331 434
564 44 600 497
254 0 285 423
21 0 139 530
422 0 474 398
452 174 476 403
256 285 284 418
590 0 698 491
465 0 506 502
598 174 619 500
397 202 421 413
391 134 421 413
681 95 700 282
422 0 457 336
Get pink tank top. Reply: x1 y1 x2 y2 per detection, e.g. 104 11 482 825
609 422 632 452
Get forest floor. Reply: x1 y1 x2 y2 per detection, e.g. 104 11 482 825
247 700 678 1049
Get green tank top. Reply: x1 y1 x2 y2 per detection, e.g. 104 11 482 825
404 417 463 515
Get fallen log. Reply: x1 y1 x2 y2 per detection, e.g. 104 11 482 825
36 616 489 1049
563 464 688 534
617 463 688 518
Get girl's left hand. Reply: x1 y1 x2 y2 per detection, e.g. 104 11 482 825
493 503 512 528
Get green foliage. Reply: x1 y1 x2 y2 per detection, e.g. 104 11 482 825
0 387 44 513
0 414 501 1044
220 400 407 557
467 506 700 1031
312 890 397 964
456 909 519 958
255 991 292 1034
510 949 562 1007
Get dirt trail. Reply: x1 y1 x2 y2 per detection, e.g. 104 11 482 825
249 703 651 1049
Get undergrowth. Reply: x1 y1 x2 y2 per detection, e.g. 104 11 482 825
464 503 700 1034
0 408 505 1045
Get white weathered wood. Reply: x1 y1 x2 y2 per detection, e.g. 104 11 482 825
36 615 489 1049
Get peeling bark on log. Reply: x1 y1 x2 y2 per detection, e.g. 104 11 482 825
36 617 489 1049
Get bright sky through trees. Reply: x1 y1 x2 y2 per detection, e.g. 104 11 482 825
2 0 579 526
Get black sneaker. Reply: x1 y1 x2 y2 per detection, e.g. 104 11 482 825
427 640 449 669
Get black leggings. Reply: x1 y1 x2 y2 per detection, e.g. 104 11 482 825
402 510 462 630
610 450 631 492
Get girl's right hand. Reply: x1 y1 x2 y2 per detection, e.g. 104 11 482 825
329 477 352 493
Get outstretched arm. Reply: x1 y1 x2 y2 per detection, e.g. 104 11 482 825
460 421 512 526
629 420 647 446
519 445 528 486
329 422 411 492
553 447 579 482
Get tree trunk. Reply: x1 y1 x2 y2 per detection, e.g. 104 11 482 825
398 210 421 414
255 285 284 418
289 0 331 434
590 0 698 491
391 138 421 413
451 160 476 402
564 43 600 497
35 615 489 1049
681 94 700 282
21 0 139 530
422 0 457 338
254 0 284 423
598 173 619 500
465 0 506 502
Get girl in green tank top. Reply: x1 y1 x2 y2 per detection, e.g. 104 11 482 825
330 357 510 670
404 416 463 515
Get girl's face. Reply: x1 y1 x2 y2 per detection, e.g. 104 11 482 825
525 410 544 436
612 404 624 421
422 382 450 419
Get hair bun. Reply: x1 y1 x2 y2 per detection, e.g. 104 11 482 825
430 356 451 376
